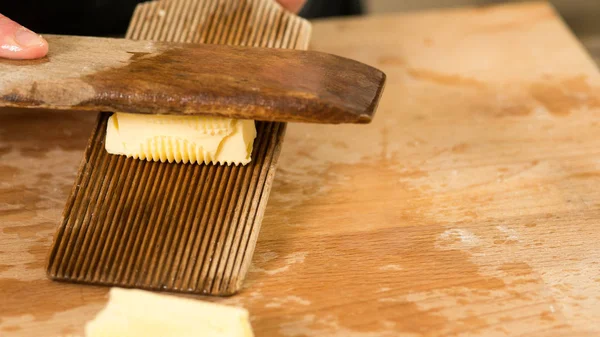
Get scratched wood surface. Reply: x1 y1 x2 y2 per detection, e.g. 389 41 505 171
0 35 385 124
1 2 600 336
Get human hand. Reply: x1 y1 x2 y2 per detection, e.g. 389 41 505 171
0 14 48 60
277 0 307 13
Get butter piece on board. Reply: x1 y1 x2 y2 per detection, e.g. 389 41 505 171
105 112 256 165
85 288 254 337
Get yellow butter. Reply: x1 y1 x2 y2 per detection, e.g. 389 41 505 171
105 112 256 165
85 288 254 337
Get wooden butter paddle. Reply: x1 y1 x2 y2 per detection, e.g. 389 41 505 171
0 34 385 124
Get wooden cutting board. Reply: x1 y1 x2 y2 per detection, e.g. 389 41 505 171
1 2 599 336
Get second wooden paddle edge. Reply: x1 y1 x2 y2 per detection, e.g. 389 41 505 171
0 35 386 124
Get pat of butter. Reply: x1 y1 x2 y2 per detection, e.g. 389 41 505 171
105 112 256 165
85 288 254 337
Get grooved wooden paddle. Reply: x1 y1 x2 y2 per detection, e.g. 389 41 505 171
0 34 385 124
46 0 314 296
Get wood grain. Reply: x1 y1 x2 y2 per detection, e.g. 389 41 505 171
0 34 385 124
45 0 311 296
2 2 600 336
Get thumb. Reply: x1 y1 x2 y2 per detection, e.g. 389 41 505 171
0 14 48 60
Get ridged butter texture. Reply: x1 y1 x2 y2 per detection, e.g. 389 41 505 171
85 288 254 337
105 112 256 165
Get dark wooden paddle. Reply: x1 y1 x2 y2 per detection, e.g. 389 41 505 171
0 35 385 124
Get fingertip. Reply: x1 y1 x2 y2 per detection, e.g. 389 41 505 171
277 0 306 14
23 34 49 59
12 28 49 59
0 36 49 60
37 36 50 58
0 15 48 60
